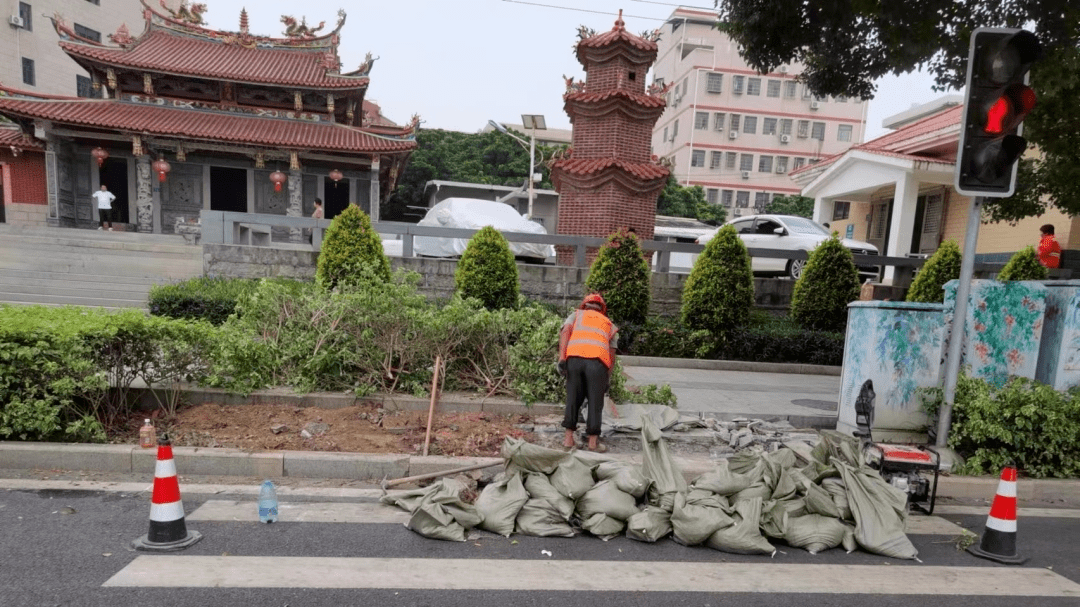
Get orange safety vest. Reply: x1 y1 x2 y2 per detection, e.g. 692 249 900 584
565 309 615 368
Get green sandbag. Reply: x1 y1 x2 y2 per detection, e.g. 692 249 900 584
381 478 482 529
686 488 730 510
771 468 799 502
407 501 468 542
705 497 776 556
501 437 568 474
474 472 529 537
576 480 640 521
550 454 596 500
812 430 862 468
523 472 574 520
581 512 626 540
692 460 756 496
767 448 799 469
783 513 851 554
803 482 842 519
821 477 853 521
595 461 649 498
671 491 735 546
836 461 918 560
641 417 687 510
626 506 672 543
761 497 807 539
515 498 576 537
728 451 766 474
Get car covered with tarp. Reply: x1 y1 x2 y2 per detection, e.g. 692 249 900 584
413 198 554 261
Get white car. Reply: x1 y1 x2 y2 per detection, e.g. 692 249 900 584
413 198 555 262
697 214 880 280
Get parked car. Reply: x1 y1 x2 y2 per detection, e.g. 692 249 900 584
413 198 555 262
696 214 880 280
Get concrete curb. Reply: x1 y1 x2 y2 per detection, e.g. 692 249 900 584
3 441 1077 502
621 355 843 377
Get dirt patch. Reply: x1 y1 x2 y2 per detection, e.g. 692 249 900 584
118 402 537 457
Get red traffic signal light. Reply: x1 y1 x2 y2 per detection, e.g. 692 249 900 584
955 29 1042 197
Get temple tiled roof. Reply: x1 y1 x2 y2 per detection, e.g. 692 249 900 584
552 158 669 181
0 126 42 151
0 96 414 154
564 89 666 108
578 15 658 52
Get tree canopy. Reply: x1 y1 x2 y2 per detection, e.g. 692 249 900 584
656 175 727 224
763 194 814 218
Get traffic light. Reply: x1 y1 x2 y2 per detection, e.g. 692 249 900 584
955 28 1042 197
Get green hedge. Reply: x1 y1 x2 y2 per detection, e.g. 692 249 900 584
149 277 262 325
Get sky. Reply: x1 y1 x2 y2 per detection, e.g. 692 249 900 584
193 0 955 141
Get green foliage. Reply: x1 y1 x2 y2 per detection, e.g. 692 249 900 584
455 226 520 310
316 204 390 289
763 195 815 219
790 235 860 332
681 224 755 334
906 240 962 303
997 246 1049 281
149 276 262 325
656 175 727 224
923 375 1080 478
585 229 651 327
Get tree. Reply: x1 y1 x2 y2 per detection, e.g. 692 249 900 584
316 204 390 289
763 195 814 218
384 128 560 222
790 235 860 333
906 240 962 304
455 226 520 310
585 229 651 327
656 175 727 224
997 246 1049 282
715 2 1080 220
681 224 754 334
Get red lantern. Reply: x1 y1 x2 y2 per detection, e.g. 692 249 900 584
91 147 109 167
328 168 343 187
152 157 171 183
269 170 287 192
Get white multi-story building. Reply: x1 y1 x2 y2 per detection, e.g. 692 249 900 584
651 7 868 218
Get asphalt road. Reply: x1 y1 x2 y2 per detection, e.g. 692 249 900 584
1 479 1078 607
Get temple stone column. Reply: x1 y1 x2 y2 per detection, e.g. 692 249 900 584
369 157 380 223
288 167 303 242
136 156 154 233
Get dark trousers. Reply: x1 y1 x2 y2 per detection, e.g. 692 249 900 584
98 208 112 226
563 356 609 436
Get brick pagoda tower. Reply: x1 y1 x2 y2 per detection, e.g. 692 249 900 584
550 11 670 266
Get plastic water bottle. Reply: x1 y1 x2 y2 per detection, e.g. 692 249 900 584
139 419 156 449
258 480 279 523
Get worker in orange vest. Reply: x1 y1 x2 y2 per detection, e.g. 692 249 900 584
1038 224 1061 269
557 293 618 453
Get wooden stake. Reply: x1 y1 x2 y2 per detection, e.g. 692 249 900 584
422 355 442 457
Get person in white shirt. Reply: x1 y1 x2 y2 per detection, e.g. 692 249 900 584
92 184 117 231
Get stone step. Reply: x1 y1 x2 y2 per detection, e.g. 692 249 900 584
0 282 150 301
0 291 146 309
0 267 164 287
4 238 200 260
0 251 202 280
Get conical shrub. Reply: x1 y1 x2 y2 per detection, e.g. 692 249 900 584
316 204 390 289
906 240 961 303
455 225 519 309
997 246 1048 281
585 229 651 327
681 224 754 334
790 235 860 333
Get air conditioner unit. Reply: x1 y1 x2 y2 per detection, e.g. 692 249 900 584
779 66 788 74
810 101 820 110
728 130 738 140
9 15 25 27
741 171 750 179
779 134 791 143
776 165 786 173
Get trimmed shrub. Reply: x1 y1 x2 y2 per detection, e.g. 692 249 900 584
316 204 390 289
681 224 754 335
584 229 651 327
906 240 962 303
790 235 860 333
455 226 520 310
997 246 1049 281
149 277 260 325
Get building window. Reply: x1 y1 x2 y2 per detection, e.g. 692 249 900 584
797 120 810 138
833 201 851 221
76 75 101 98
721 190 734 207
21 58 35 86
725 152 737 169
758 156 773 173
767 80 781 97
746 78 761 96
709 151 723 170
784 81 797 98
736 191 750 208
802 85 812 99
793 157 806 170
836 95 848 103
729 114 741 131
775 156 789 173
837 124 853 142
73 23 101 42
706 72 723 93
713 112 725 130
811 121 826 140
691 149 706 167
694 111 709 129
663 127 668 142
762 118 778 135
743 116 757 134
706 188 719 204
780 119 793 136
739 154 754 172
733 75 745 94
18 2 32 31
754 192 770 211
672 120 679 138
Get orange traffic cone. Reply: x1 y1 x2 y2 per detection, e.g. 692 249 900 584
967 464 1026 565
132 437 202 551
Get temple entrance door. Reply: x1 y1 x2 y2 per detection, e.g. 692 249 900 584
323 177 350 220
210 167 247 213
99 157 130 225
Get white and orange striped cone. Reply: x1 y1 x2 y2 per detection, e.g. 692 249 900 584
967 464 1027 565
132 437 202 551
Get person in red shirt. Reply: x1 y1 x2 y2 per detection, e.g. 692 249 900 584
1038 224 1061 269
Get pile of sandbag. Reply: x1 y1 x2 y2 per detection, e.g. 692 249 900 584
381 422 918 560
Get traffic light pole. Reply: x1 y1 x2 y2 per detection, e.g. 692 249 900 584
937 195 984 448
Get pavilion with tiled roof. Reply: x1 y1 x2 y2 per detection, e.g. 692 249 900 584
0 0 416 233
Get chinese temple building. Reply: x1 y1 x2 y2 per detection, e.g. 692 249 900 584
549 11 670 265
0 0 416 235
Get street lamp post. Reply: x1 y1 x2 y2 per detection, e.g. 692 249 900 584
487 115 546 220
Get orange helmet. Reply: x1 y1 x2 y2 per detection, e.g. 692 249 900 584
581 293 607 315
